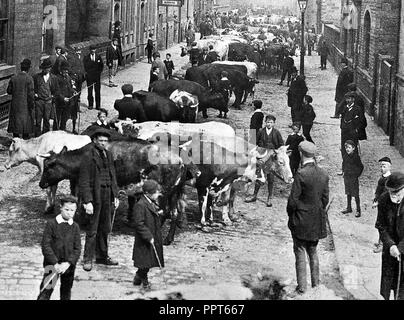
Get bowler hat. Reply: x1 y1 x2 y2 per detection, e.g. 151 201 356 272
40 58 53 69
298 141 316 157
20 59 31 69
385 172 404 192
91 128 111 139
378 156 392 164
142 179 161 195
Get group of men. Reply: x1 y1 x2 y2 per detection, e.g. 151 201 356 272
6 38 123 139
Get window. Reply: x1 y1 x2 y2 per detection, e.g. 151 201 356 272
0 0 8 63
348 29 355 57
363 11 371 69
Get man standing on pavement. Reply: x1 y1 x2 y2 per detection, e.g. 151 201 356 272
287 141 329 295
33 58 60 136
245 115 284 207
278 51 295 86
318 40 329 70
6 59 35 139
79 129 119 271
375 172 404 300
331 58 354 118
106 38 121 87
151 52 168 80
54 61 74 131
145 34 154 64
83 45 104 110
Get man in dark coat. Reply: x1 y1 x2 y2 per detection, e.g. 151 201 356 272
206 45 219 63
198 47 209 66
376 172 404 299
83 45 104 110
33 58 60 136
130 180 164 289
145 34 154 64
278 51 295 86
285 123 305 175
114 84 147 122
52 48 69 76
332 58 354 118
300 95 316 143
318 40 329 70
106 38 122 87
287 141 329 295
68 47 85 134
79 128 119 272
340 92 366 157
245 114 284 207
7 59 35 139
288 72 308 124
53 61 74 131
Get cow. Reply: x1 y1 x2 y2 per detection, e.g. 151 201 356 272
194 39 229 60
185 64 259 108
150 79 228 119
213 61 258 79
228 43 256 62
128 90 199 123
39 139 200 245
1 131 91 213
168 136 293 237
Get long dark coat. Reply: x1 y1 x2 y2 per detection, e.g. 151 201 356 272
78 143 119 233
376 192 404 300
342 152 363 197
335 67 354 103
287 162 329 241
7 72 35 136
130 195 164 269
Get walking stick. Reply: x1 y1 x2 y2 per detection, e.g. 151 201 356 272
39 271 58 295
396 254 402 300
152 242 168 289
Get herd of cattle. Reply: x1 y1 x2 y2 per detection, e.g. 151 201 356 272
0 25 296 245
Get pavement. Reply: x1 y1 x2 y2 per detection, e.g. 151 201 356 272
0 39 403 300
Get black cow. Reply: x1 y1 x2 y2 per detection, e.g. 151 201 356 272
228 43 255 62
132 90 198 123
150 79 227 119
185 64 259 108
39 139 199 245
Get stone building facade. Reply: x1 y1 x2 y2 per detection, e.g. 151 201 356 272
394 5 404 155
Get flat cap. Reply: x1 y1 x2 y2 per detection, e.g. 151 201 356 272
378 156 391 164
142 179 161 194
91 127 111 139
345 91 356 98
89 45 97 50
298 140 316 157
385 172 404 192
344 139 356 147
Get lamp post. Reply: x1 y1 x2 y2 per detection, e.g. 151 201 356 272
298 0 307 76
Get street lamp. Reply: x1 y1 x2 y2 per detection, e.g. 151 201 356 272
298 0 307 76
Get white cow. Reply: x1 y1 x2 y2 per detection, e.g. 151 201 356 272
169 90 199 122
195 39 229 60
3 131 91 212
213 61 258 79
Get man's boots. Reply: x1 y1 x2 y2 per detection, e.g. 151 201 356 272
245 183 261 203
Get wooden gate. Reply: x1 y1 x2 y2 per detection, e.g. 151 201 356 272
375 55 394 139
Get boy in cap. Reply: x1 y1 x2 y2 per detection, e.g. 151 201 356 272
130 180 164 289
37 195 81 300
372 157 392 253
300 95 316 144
287 141 329 295
375 171 404 300
163 53 175 79
285 123 305 175
341 140 364 217
92 108 112 129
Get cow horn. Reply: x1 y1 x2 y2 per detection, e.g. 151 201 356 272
37 153 52 158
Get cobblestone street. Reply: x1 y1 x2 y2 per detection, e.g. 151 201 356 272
0 40 403 300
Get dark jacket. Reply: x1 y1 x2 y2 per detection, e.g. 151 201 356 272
151 58 168 80
335 67 354 103
145 38 154 53
78 143 119 232
342 152 364 178
374 175 390 203
257 127 284 150
283 56 295 70
206 51 219 63
301 103 316 125
250 110 264 131
55 73 74 108
287 76 308 109
376 193 404 300
287 162 329 241
340 104 365 141
164 60 175 76
7 72 35 135
285 134 304 167
41 217 81 267
33 72 60 102
318 42 329 57
106 44 122 66
83 53 104 79
114 96 147 122
131 195 164 269
52 56 68 75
